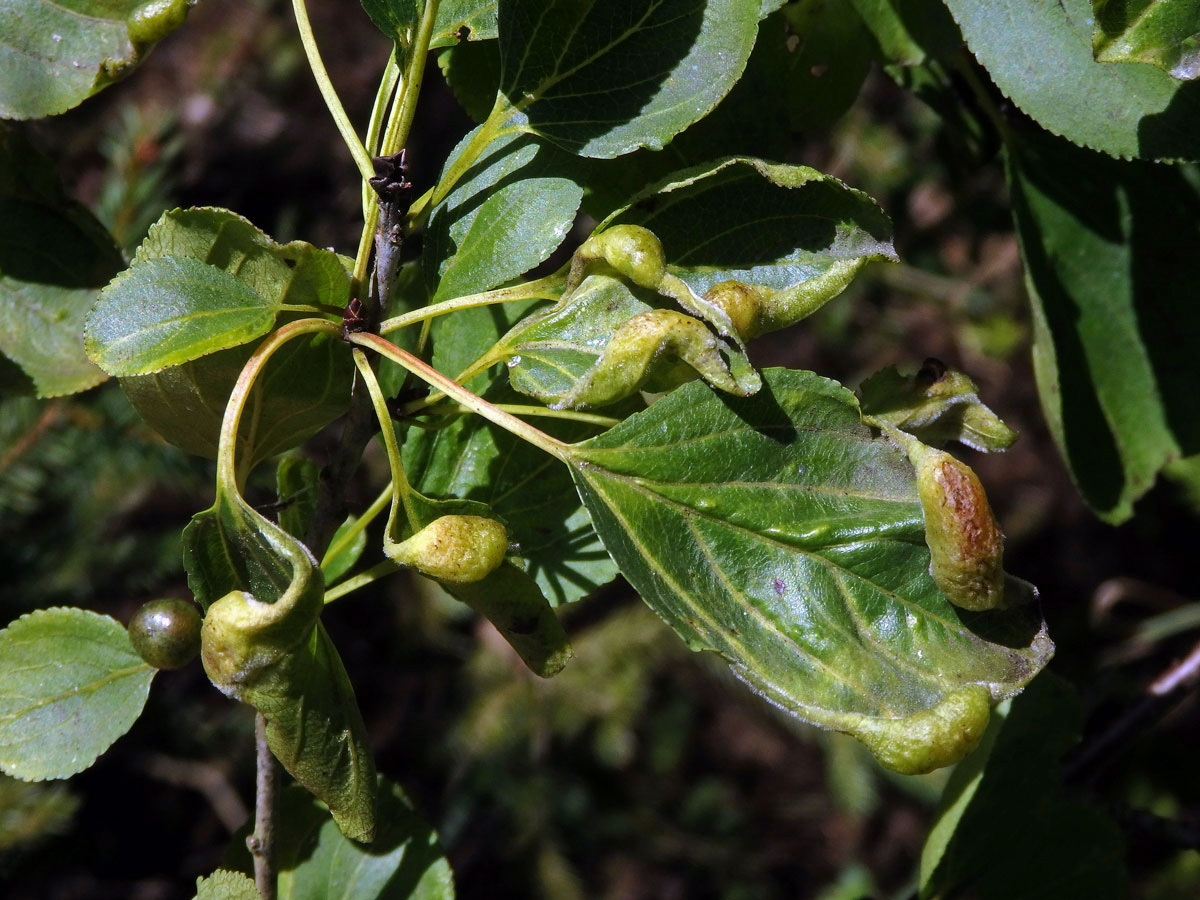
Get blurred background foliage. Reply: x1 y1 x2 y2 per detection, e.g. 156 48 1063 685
2 0 1198 897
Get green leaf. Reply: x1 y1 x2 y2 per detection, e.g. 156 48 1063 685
0 127 122 397
920 673 1127 900
194 870 259 900
565 368 1053 773
87 257 278 376
363 0 496 49
0 608 155 781
1093 0 1200 80
225 778 455 900
849 0 963 66
424 129 582 304
601 157 896 330
860 361 1018 452
321 516 367 583
87 207 351 376
433 0 497 47
1006 128 1200 522
943 0 1200 161
383 485 572 676
403 382 619 606
0 0 193 119
120 328 352 468
499 273 759 409
185 486 376 841
497 0 761 157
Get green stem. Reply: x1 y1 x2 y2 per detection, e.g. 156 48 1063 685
378 273 564 334
216 319 342 492
380 0 443 158
352 348 419 522
362 49 402 217
324 559 400 604
350 332 571 462
320 480 393 575
395 349 506 416
291 0 375 183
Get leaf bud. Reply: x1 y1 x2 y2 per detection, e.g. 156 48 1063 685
128 597 202 670
389 516 508 584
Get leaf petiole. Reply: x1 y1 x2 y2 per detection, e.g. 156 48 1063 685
378 273 564 334
216 318 343 491
349 332 571 462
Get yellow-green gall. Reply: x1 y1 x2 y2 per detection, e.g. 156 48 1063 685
391 516 508 584
127 0 192 48
702 280 764 340
851 685 991 774
578 225 667 290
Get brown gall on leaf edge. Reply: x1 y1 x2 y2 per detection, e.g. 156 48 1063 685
887 426 1009 612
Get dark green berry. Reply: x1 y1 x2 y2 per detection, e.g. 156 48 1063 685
128 598 202 669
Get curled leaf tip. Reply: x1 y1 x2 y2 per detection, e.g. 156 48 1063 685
851 685 991 775
862 361 1018 452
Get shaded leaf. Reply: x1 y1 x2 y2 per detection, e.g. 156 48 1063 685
944 0 1200 161
498 0 760 157
359 0 421 46
1006 127 1200 522
185 486 376 841
424 129 581 304
402 382 619 607
566 368 1052 773
601 157 896 331
120 328 352 469
778 0 876 129
276 454 321 540
437 36 501 122
0 608 154 781
920 673 1127 899
499 273 758 409
0 127 122 396
1093 0 1200 80
0 0 193 119
849 0 963 66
